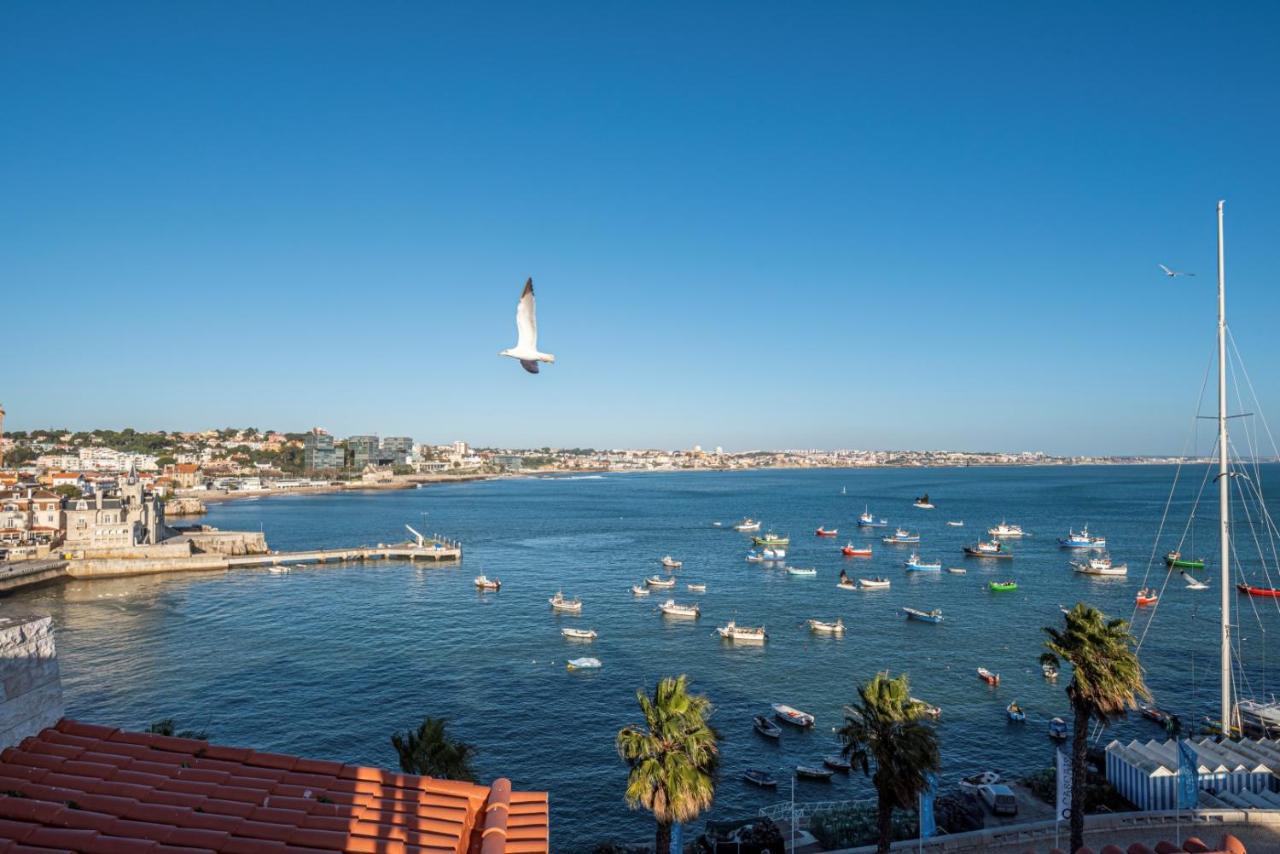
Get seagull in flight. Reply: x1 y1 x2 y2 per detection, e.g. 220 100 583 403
1159 264 1196 278
500 278 556 374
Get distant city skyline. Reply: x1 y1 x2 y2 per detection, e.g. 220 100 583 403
5 3 1280 456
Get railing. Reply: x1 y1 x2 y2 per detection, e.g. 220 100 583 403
758 797 876 824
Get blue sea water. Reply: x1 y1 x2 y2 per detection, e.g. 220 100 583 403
8 466 1280 851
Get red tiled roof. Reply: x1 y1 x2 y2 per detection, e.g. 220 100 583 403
0 720 549 854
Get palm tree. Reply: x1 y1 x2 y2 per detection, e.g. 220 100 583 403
839 671 940 853
390 717 477 782
616 675 719 852
1041 603 1150 854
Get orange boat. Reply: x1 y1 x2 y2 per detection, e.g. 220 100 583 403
842 544 872 557
1136 588 1158 606
815 527 839 537
977 667 1000 686
1238 583 1280 598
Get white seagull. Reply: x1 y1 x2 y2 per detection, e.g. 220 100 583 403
500 278 556 374
1159 263 1196 278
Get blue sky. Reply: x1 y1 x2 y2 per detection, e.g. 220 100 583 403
3 2 1279 455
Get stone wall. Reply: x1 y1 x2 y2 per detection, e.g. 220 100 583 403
68 541 195 561
67 554 230 578
0 615 64 749
183 530 269 556
164 497 207 516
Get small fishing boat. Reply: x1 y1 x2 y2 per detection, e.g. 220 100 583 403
911 698 942 719
815 526 839 537
946 567 967 575
772 703 815 727
660 555 683 569
743 768 778 788
267 566 289 574
549 591 582 613
904 551 942 571
946 520 965 527
913 494 935 509
562 628 597 640
988 521 1024 538
842 543 873 557
753 532 790 547
1237 583 1280 597
631 584 650 596
823 755 852 773
959 771 1001 794
1071 556 1127 576
837 579 857 591
859 576 891 589
718 620 767 642
1135 588 1158 606
658 599 700 618
1139 703 1176 727
1048 717 1069 741
566 657 601 670
745 550 765 563
712 521 722 528
786 566 817 577
645 575 676 588
734 518 762 532
1058 526 1106 549
1165 551 1205 570
858 506 888 527
1183 572 1209 590
977 667 1000 685
963 540 1011 559
753 715 782 740
1042 662 1059 680
761 548 787 560
883 527 921 545
902 606 943 623
1006 701 1026 723
687 583 707 592
807 617 845 634
795 765 834 781
988 580 1018 592
474 575 501 591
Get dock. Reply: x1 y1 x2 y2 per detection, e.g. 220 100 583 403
226 542 462 568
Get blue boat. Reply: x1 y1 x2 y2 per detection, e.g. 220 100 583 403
902 606 943 623
1006 702 1026 723
1048 717 1068 741
904 551 942 571
1058 526 1106 549
858 506 888 528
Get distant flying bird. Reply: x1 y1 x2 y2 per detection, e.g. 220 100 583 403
500 278 556 374
1159 264 1196 278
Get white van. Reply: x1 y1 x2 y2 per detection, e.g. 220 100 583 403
979 783 1018 816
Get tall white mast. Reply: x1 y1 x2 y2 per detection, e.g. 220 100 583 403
1217 199 1232 735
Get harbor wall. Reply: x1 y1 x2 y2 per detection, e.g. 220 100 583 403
68 542 195 561
67 554 230 578
0 616 64 750
0 560 68 595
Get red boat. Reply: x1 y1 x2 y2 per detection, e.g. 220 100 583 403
842 544 872 557
1135 589 1158 607
1237 583 1280 598
816 527 839 537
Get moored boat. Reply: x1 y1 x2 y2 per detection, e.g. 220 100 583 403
883 527 921 545
717 620 767 642
959 771 1001 794
743 768 777 788
988 580 1018 592
859 576 891 589
946 520 965 527
786 566 817 577
1048 717 1069 741
1042 662 1059 680
977 667 1000 685
660 555 683 569
687 583 707 592
753 715 782 740
946 566 967 575
630 584 650 596
761 548 787 560
904 551 942 571
1165 550 1205 570
913 494 935 509
474 575 502 591
837 579 857 591
561 627 598 640
745 550 765 563
796 764 834 781
772 703 815 727
988 521 1024 538
1072 555 1127 576
815 526 839 537
658 599 701 618
1135 588 1158 606
1059 526 1106 549
842 543 873 557
963 539 1011 559
733 518 762 532
807 617 845 634
858 506 888 527
645 575 676 588
1006 701 1026 723
823 755 852 773
566 657 601 670
753 532 790 547
911 698 942 719
549 591 582 613
1237 583 1280 598
902 606 943 623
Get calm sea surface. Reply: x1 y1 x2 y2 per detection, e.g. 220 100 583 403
8 466 1280 850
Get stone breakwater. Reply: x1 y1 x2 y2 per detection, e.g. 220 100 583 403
164 496 207 516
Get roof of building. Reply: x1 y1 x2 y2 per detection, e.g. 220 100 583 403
1107 736 1280 778
0 719 549 854
176 464 201 474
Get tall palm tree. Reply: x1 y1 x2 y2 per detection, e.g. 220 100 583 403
839 671 940 853
1041 602 1149 854
390 717 477 782
616 675 719 852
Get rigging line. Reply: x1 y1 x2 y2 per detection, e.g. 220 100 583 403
1240 471 1280 592
1228 327 1280 461
1226 329 1280 577
1229 450 1280 616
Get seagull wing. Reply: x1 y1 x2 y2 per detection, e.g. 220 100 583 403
1158 264 1174 276
515 278 537 350
520 359 540 374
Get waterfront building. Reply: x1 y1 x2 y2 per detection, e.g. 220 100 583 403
61 473 165 548
302 428 339 471
0 489 62 547
493 454 524 471
381 435 414 465
346 434 380 469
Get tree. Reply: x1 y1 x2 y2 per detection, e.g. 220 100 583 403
839 672 940 853
616 675 719 853
1040 603 1150 854
390 717 477 781
53 484 82 500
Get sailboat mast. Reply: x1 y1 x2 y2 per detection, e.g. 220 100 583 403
1217 199 1232 736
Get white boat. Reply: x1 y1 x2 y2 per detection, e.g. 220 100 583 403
474 574 501 591
1042 662 1059 680
785 566 817 576
762 548 787 560
882 528 921 544
904 552 942 571
837 579 857 591
1183 571 1210 590
946 567 967 575
858 576 891 589
658 599 700 618
988 521 1025 538
946 520 965 527
645 575 676 588
717 620 766 642
630 584 650 596
911 698 942 719
771 703 815 728
548 591 582 612
687 582 707 592
1058 525 1106 549
1071 555 1128 576
660 555 683 569
561 628 597 640
807 618 844 634
566 657 601 670
733 518 762 532
745 551 765 563
959 771 1001 794
267 566 289 574
858 506 888 527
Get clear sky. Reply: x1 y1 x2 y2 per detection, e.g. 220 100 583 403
3 2 1279 455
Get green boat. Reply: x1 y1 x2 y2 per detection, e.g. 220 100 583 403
1164 551 1205 570
753 532 790 547
988 581 1018 592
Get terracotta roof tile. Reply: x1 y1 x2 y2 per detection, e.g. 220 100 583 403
0 721 548 853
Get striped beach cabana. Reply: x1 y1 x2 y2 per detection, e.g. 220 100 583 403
1106 736 1280 810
